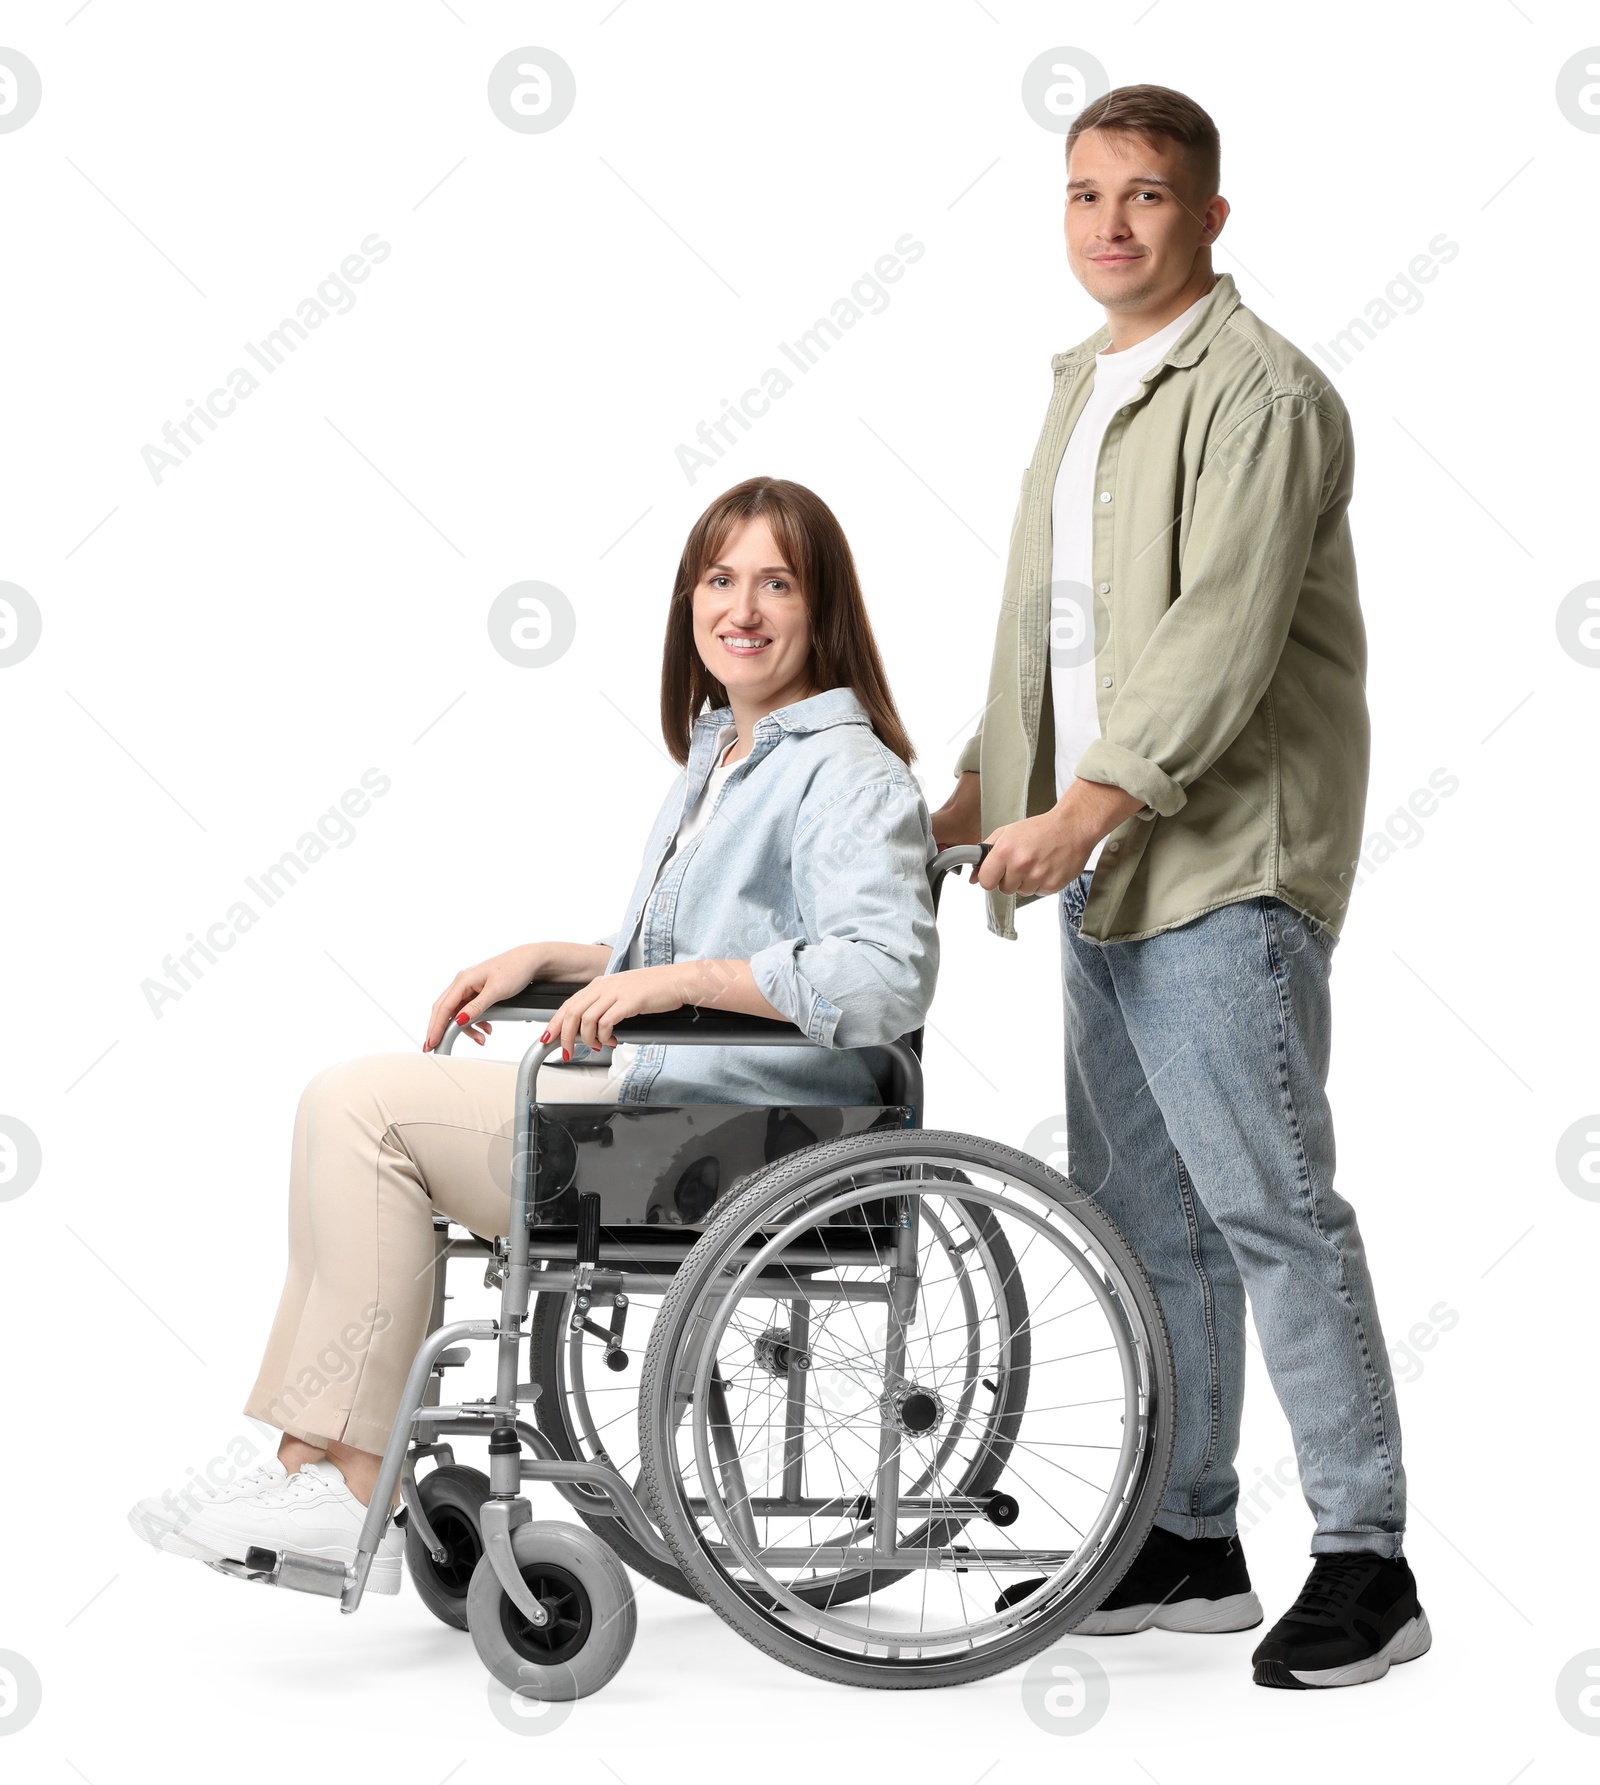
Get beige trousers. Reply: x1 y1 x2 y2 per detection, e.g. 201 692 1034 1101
244 1051 616 1454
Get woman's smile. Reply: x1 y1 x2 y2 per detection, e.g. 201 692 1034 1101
718 629 771 655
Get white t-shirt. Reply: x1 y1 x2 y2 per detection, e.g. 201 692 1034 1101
1050 292 1209 866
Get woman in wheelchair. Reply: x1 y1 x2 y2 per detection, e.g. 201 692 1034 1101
130 477 1172 1701
129 475 940 1587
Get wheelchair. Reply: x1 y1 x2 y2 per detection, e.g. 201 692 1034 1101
214 845 1176 1696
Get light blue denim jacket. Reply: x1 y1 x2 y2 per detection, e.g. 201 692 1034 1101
591 687 939 1106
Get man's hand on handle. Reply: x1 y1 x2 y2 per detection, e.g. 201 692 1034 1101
979 779 1144 896
936 771 1145 899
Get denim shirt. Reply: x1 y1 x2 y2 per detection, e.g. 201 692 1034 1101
594 687 939 1106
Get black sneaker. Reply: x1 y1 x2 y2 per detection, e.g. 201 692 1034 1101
995 1526 1263 1634
1252 1551 1431 1689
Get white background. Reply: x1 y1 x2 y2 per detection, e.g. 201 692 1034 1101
2 2 1597 1780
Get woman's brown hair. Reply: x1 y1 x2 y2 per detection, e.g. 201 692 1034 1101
659 476 914 766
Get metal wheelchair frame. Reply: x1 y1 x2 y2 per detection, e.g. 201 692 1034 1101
328 851 966 1628
214 839 1171 1699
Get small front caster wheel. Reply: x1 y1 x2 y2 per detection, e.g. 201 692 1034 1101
406 1465 491 1631
467 1521 636 1699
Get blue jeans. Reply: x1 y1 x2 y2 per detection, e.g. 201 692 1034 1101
1060 875 1405 1557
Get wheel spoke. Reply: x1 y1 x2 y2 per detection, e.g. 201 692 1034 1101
638 1141 1169 1672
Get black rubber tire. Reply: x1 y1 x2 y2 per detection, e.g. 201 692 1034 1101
467 1520 637 1699
405 1464 492 1631
638 1129 1177 1689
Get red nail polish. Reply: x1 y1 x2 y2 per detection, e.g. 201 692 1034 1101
562 1048 571 1062
539 1030 550 1043
455 1010 470 1026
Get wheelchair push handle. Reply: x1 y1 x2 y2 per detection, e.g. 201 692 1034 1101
929 842 992 880
928 842 992 913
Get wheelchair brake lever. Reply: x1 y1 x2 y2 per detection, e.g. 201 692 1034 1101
569 1191 602 1332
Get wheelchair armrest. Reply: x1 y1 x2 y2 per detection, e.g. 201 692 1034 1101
475 982 811 1045
479 981 591 1021
610 1006 811 1046
475 985 807 1042
475 988 918 1116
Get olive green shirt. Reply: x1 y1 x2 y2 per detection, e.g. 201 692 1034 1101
956 273 1369 944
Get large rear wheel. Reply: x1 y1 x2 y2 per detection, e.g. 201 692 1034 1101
638 1130 1175 1689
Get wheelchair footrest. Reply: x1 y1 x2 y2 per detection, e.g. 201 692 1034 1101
207 1546 349 1597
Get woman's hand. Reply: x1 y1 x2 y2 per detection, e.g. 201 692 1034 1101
541 964 694 1057
542 959 783 1056
424 944 546 1051
425 940 618 1050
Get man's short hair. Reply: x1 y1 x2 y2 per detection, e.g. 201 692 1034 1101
1067 84 1221 200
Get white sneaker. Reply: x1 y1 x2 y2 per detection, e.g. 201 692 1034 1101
167 1460 406 1594
129 1459 288 1560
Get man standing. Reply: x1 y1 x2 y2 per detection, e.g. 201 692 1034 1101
933 85 1430 1690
